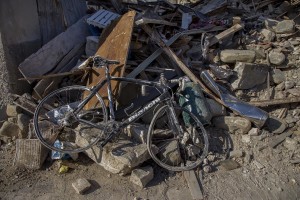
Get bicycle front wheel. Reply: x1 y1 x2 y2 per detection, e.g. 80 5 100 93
147 105 209 171
34 86 108 153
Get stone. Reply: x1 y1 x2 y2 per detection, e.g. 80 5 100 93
287 88 300 97
17 114 31 138
219 159 240 171
266 117 287 134
269 50 286 65
158 140 182 166
283 137 298 151
130 166 154 188
271 69 286 84
274 20 295 34
220 50 256 63
248 128 260 136
126 123 148 144
229 150 244 158
261 29 275 42
274 91 286 99
212 116 252 134
275 82 285 91
206 98 226 117
231 62 268 90
76 134 157 175
72 178 92 194
242 135 251 143
0 121 20 138
85 36 99 57
6 104 21 117
203 165 212 173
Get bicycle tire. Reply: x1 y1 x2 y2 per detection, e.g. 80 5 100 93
147 105 209 171
34 85 108 153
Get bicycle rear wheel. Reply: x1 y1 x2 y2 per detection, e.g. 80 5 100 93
147 105 209 171
34 86 107 153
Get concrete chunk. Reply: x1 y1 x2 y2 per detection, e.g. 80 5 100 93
6 104 21 117
269 50 286 65
220 50 256 63
0 121 20 138
72 178 92 195
274 20 295 34
130 166 154 188
76 132 157 175
212 116 252 134
261 29 275 42
231 62 268 90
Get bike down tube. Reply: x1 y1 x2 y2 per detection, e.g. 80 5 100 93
121 90 170 127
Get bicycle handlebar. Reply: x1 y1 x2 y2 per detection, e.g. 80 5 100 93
93 56 120 67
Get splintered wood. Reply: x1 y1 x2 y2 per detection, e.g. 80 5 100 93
85 11 136 109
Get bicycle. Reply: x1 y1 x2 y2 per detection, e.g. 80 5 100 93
34 56 209 171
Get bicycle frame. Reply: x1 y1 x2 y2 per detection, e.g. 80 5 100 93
73 65 175 130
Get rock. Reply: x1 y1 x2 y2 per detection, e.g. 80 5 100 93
158 140 182 166
231 62 268 90
219 159 240 171
220 50 256 63
6 104 21 117
76 134 157 175
274 20 295 34
242 135 251 143
0 121 21 138
271 69 286 84
261 29 275 42
248 128 260 136
126 123 148 144
206 98 226 117
72 178 92 195
283 137 298 150
274 91 286 99
275 82 285 91
269 50 286 65
229 150 244 158
17 114 31 138
207 154 216 162
130 166 154 188
253 160 265 169
212 116 252 134
266 117 287 134
85 36 99 57
203 165 212 173
287 88 300 97
244 151 253 164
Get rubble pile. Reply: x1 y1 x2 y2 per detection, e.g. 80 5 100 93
1 0 300 197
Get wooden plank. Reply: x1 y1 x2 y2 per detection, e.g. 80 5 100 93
86 11 136 108
19 16 90 84
209 24 243 46
141 25 225 107
33 44 85 99
184 170 204 200
61 0 86 27
37 0 65 45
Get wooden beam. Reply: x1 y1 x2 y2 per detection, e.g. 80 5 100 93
208 24 243 46
184 170 204 200
86 11 136 108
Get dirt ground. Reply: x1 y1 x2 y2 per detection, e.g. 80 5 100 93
1 129 299 200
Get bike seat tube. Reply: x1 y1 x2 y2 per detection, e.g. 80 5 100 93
105 65 115 120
